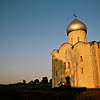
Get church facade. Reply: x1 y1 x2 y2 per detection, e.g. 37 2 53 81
52 18 100 88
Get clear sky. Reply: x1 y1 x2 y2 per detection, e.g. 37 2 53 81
0 0 100 84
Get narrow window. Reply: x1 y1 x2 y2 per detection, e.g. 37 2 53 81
84 37 86 42
56 71 57 76
65 50 67 55
80 56 83 62
57 50 59 53
55 59 57 62
71 38 73 44
81 68 83 74
78 37 79 42
98 43 100 48
64 62 66 69
68 62 70 69
52 55 55 57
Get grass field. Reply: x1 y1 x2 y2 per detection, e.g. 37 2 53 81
0 84 100 100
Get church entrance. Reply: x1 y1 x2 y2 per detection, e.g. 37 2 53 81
65 76 71 87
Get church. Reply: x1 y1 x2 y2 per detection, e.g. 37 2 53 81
52 18 100 88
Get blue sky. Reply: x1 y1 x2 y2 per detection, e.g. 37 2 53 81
0 0 100 84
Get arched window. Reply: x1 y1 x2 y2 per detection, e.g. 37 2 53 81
64 62 66 69
68 62 70 69
80 56 83 62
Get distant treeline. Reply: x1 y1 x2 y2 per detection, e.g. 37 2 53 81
13 77 52 87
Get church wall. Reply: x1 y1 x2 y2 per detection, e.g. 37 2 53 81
59 43 74 86
98 42 100 73
73 43 95 88
52 42 100 88
90 42 100 88
98 48 100 69
52 43 73 87
68 30 86 45
52 51 61 87
98 47 100 87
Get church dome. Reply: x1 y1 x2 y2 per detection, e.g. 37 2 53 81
66 18 87 35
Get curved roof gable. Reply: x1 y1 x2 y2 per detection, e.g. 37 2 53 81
59 43 72 53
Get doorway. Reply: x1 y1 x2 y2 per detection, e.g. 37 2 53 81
65 76 71 87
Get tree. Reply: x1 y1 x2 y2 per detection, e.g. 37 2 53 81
23 80 26 84
28 80 34 85
49 79 52 86
34 79 39 85
41 77 48 84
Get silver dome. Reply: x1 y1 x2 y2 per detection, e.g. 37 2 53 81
66 19 87 35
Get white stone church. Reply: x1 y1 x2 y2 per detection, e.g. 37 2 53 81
52 18 100 88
